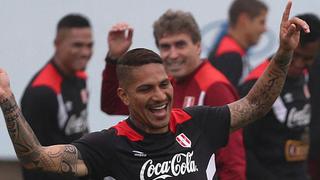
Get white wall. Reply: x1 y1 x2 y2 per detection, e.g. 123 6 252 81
0 0 319 159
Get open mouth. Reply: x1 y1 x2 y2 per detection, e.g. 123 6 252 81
149 103 168 119
166 60 185 73
165 59 185 66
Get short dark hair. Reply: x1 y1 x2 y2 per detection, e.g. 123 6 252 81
296 13 320 47
153 10 201 47
116 48 163 87
57 14 91 31
229 0 268 26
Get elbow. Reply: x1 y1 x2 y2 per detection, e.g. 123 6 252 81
100 99 114 115
101 108 114 115
100 101 129 116
101 107 127 116
101 105 121 115
100 103 116 115
21 163 37 171
18 146 45 171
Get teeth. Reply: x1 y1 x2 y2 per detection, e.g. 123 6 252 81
151 104 166 110
166 60 184 66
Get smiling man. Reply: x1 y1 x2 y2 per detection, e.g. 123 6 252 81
101 10 245 180
115 50 174 134
20 14 93 180
0 1 311 179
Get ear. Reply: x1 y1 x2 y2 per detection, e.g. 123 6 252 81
54 36 61 49
238 13 251 25
117 87 130 106
195 41 201 56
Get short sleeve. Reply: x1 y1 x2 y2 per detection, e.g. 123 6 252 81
184 105 231 150
72 129 116 179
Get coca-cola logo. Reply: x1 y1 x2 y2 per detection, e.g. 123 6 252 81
139 151 198 179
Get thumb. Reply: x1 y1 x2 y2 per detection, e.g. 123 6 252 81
286 23 297 38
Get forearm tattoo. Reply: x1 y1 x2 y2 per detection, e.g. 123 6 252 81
0 95 80 175
42 145 79 175
230 52 292 131
0 95 41 154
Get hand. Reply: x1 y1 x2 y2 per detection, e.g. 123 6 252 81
0 68 11 100
279 0 310 52
107 22 133 59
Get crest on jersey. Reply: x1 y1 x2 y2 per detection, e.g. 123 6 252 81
183 96 195 108
176 133 192 148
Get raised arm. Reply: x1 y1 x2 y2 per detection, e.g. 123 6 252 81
228 1 310 132
101 23 133 114
107 22 133 59
0 69 87 177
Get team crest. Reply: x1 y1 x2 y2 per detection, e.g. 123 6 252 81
176 133 192 148
183 96 195 108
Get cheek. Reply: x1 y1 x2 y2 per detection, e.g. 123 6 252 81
185 51 197 63
71 48 81 56
160 51 169 59
61 48 76 58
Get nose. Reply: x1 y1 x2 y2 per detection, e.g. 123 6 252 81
168 47 179 60
152 87 167 102
81 46 92 57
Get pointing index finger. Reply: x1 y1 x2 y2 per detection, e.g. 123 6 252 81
281 0 292 23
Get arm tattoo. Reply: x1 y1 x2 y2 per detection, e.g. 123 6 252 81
0 94 41 156
0 95 83 175
45 145 79 175
229 51 292 131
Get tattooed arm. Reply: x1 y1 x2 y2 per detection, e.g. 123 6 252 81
0 71 88 177
228 1 310 132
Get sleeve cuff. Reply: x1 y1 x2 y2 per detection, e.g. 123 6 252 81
105 55 118 65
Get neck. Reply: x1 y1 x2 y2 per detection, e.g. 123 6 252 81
228 28 249 49
53 57 74 76
129 116 169 134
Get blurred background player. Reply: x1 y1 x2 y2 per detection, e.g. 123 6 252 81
208 0 268 90
240 13 320 180
308 52 320 180
20 14 93 180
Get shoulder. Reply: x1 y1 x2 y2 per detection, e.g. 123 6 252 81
31 63 63 94
215 35 246 57
73 129 117 148
184 105 230 120
112 120 144 142
21 85 57 105
195 61 234 89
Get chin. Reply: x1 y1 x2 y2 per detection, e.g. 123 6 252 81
75 66 86 71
